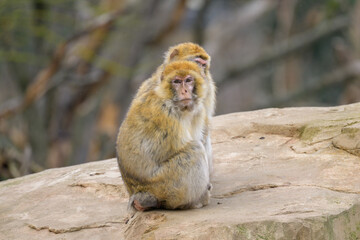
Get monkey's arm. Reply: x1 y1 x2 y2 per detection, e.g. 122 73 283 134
120 138 206 183
201 116 213 176
203 130 213 175
126 141 210 211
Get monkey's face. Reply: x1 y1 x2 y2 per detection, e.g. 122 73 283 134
159 61 205 112
171 74 195 111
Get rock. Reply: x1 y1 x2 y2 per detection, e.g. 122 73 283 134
333 123 360 157
1 103 360 239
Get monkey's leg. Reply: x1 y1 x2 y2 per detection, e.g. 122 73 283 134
155 142 210 209
199 187 211 207
129 192 159 212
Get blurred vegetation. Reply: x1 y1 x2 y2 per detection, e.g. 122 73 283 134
1 0 359 180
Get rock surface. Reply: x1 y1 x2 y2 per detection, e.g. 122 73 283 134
1 103 360 239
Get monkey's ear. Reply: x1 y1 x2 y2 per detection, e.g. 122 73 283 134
169 49 179 60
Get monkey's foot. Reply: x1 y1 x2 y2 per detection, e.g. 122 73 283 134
133 200 146 212
192 202 204 209
130 192 159 211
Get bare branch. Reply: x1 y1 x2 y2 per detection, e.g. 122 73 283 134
0 9 125 121
193 0 213 44
147 0 187 45
255 60 360 109
219 14 351 86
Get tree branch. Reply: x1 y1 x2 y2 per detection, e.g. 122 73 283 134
146 0 187 45
0 9 125 120
255 60 360 109
219 14 351 86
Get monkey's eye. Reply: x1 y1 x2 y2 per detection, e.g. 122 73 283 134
173 79 182 84
185 77 193 83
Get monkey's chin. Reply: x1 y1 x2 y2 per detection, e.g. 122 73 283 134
177 100 194 112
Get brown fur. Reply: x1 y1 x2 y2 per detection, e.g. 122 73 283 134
135 42 216 174
116 61 210 211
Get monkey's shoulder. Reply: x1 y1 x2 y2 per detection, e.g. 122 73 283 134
124 92 177 130
135 77 160 99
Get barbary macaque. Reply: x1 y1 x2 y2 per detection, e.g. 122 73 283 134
136 42 216 173
116 61 210 211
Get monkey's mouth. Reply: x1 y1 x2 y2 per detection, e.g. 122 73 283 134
180 99 192 104
176 99 194 111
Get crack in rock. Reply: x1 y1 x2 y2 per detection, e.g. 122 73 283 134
290 140 332 154
293 184 360 195
332 123 360 157
332 143 360 157
124 212 166 239
213 183 360 199
27 221 123 234
273 210 315 216
251 123 300 138
69 182 128 199
213 184 291 199
89 172 105 176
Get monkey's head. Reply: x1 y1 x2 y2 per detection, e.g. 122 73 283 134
164 42 211 73
157 61 205 113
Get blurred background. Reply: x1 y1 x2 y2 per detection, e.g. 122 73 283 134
1 0 360 180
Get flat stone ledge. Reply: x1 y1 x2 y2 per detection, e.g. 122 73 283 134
1 103 360 239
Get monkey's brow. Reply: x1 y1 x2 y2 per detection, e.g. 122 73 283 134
196 55 208 60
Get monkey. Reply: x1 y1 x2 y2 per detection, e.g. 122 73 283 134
135 42 216 174
116 61 210 211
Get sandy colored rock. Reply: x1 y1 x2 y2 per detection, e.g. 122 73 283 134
333 123 360 157
1 103 360 239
